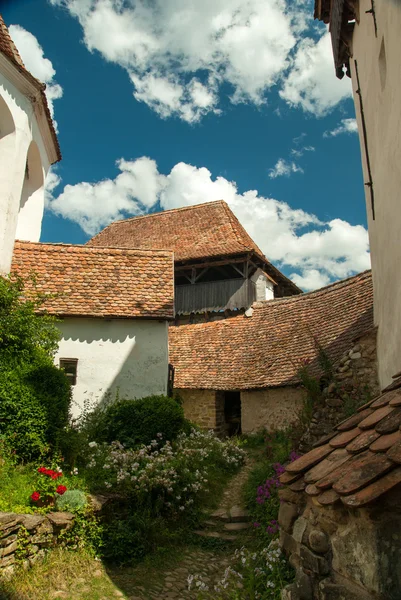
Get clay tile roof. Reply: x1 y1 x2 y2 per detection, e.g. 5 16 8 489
170 270 373 390
87 201 301 295
0 15 61 163
11 241 174 320
281 379 401 507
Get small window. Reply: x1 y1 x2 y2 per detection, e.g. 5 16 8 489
60 358 78 386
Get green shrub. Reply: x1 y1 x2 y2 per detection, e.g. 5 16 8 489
0 369 48 460
0 276 71 460
90 395 186 448
55 489 87 512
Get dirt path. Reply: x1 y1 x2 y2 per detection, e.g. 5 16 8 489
110 454 256 600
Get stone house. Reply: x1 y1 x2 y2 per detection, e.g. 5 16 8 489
88 200 301 320
278 376 401 600
169 271 374 435
11 241 174 418
0 16 60 275
314 0 401 390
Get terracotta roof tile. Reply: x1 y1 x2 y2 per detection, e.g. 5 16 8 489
332 452 393 495
358 405 395 429
11 241 174 320
285 444 333 473
0 15 61 163
336 408 374 431
346 430 380 453
170 270 373 390
88 201 301 295
282 379 401 507
329 427 362 448
370 430 401 452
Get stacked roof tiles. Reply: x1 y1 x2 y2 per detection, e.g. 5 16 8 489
170 270 373 390
280 379 401 508
11 241 174 320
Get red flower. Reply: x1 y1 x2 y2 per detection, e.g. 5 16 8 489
31 491 41 502
56 485 67 495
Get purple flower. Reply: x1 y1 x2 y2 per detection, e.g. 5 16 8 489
253 522 261 528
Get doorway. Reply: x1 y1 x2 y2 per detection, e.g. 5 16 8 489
224 391 241 436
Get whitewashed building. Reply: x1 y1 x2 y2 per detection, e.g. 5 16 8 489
11 241 175 418
0 16 60 275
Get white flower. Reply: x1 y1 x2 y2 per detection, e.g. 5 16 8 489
88 441 97 448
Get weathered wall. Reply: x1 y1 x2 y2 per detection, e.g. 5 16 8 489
299 330 379 452
0 69 50 274
241 387 305 434
55 318 169 418
279 484 401 600
350 0 401 389
176 389 218 429
0 511 74 578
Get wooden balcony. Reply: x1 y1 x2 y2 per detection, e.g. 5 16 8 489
175 278 256 315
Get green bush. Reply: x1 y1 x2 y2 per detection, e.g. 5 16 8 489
56 489 87 512
0 369 48 460
90 395 186 448
0 276 71 460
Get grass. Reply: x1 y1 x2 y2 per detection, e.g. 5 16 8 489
0 548 126 600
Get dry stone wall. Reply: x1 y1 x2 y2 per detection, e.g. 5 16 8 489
299 329 379 452
279 485 401 600
0 511 74 578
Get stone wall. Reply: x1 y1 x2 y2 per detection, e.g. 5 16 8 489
176 389 218 429
299 329 379 452
0 511 74 578
241 387 305 434
279 484 401 600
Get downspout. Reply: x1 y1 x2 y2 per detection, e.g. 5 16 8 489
353 59 375 221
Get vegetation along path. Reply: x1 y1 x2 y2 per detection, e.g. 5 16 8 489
110 454 256 600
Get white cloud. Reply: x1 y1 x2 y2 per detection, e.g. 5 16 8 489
9 25 63 129
290 269 331 290
279 31 352 116
48 0 349 121
46 156 370 290
268 158 304 179
324 118 358 137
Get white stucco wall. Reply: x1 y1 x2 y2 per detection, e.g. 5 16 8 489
0 69 49 274
251 268 274 301
54 317 169 418
350 0 401 388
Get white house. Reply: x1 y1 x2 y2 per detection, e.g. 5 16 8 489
0 16 60 275
11 241 175 418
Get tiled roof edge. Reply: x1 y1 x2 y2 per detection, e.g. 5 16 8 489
14 240 174 258
252 270 372 308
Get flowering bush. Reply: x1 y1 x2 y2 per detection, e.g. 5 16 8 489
30 465 67 506
84 429 245 518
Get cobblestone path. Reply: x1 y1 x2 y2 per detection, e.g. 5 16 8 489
111 455 256 600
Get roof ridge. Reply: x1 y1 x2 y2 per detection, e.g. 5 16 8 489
14 240 173 256
253 270 372 307
90 200 228 236
220 201 254 253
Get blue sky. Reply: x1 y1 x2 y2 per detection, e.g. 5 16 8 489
2 0 370 290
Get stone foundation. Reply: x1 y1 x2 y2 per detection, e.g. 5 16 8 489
0 511 74 578
279 484 401 599
177 389 219 430
241 388 305 434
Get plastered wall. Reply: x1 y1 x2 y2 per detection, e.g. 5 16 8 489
350 0 401 389
55 318 169 418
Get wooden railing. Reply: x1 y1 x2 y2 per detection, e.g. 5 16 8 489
175 278 257 315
